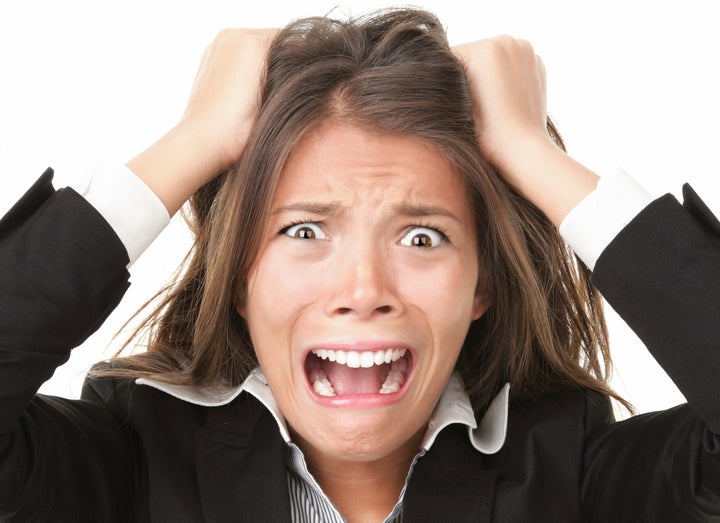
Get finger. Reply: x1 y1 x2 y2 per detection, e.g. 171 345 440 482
536 54 546 87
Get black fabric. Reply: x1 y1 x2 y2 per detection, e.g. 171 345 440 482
1 173 718 521
0 173 134 521
582 190 720 522
0 168 55 237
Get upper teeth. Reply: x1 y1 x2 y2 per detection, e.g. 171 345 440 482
311 348 406 368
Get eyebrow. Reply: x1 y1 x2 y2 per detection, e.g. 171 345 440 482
271 201 463 223
392 203 463 223
271 202 345 216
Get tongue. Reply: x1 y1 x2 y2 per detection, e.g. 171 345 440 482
324 361 389 395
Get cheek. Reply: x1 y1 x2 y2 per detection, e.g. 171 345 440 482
400 257 479 324
243 250 325 349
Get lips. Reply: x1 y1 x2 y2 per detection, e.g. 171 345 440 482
304 346 412 398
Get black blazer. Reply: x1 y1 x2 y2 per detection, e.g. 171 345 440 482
0 169 719 522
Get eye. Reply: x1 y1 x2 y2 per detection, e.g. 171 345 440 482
399 226 447 249
282 222 327 240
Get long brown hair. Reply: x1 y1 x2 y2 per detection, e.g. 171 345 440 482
99 8 627 414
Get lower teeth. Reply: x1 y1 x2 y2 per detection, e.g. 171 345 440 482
312 373 336 397
378 369 403 394
311 357 408 397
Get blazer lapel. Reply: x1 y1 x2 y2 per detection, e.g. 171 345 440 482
194 394 292 522
403 424 498 522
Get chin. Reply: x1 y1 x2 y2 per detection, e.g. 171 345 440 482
293 410 425 463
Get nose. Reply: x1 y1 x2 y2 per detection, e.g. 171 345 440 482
324 240 403 319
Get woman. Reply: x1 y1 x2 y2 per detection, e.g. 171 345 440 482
1 8 718 522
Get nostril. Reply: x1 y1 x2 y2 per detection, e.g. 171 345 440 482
334 305 392 315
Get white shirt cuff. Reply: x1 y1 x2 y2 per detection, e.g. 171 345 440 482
559 168 653 270
82 163 170 266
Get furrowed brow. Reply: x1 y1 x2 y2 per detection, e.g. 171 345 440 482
392 203 463 223
271 202 345 216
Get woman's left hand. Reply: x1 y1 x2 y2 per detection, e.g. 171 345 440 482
453 36 551 174
454 37 599 226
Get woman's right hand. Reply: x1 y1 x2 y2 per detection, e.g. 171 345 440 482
127 28 275 215
181 28 276 173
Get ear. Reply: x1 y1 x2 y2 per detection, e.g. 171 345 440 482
472 289 491 321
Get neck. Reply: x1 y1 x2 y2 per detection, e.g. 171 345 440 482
294 430 424 523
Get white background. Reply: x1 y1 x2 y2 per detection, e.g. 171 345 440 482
1 1 718 415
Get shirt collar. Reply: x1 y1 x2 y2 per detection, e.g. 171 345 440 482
136 368 509 455
422 372 509 454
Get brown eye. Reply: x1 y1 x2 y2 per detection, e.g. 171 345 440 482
294 226 316 239
412 233 433 248
400 226 445 249
283 222 326 240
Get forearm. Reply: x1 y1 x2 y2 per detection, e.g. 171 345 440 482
0 176 136 518
489 134 599 227
455 38 600 226
593 188 720 432
581 188 720 519
127 28 273 216
0 176 131 433
126 121 249 216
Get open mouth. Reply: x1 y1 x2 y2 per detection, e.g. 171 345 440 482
304 347 411 397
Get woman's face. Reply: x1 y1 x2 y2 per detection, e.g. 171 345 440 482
240 121 488 464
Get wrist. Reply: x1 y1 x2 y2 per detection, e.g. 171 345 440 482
126 124 227 215
176 116 254 172
488 133 599 227
483 129 557 178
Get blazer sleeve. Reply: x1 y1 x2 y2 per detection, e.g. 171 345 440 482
0 170 138 521
580 185 720 521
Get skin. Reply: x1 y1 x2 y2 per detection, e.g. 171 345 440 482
127 29 276 215
453 37 599 225
128 32 598 224
238 121 488 519
126 28 602 522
